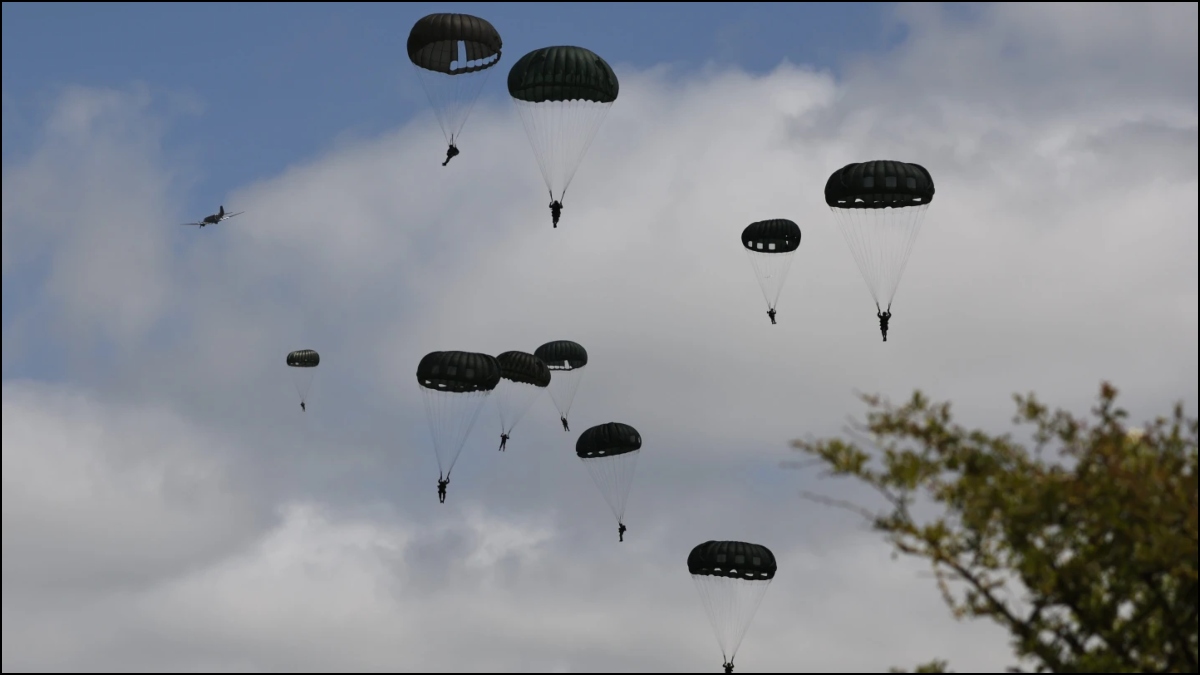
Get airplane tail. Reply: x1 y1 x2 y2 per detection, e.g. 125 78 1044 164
218 205 224 217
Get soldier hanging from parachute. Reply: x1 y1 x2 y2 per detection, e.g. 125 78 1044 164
825 160 935 342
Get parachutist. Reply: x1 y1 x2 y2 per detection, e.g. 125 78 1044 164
876 305 892 342
549 200 563 228
300 401 305 412
561 416 570 432
499 433 509 452
437 478 449 504
767 308 777 325
618 522 627 542
723 661 734 674
442 143 460 166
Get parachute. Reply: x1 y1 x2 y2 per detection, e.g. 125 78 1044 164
741 219 802 321
416 351 501 488
508 46 619 226
286 349 320 407
407 13 503 162
688 540 778 672
576 422 642 536
533 340 588 430
493 351 551 451
825 160 935 320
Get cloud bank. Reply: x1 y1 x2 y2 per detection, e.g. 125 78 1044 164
3 3 1196 672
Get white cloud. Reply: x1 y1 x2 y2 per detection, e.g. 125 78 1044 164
3 3 1196 672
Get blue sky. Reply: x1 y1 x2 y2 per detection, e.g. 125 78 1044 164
2 3 1196 672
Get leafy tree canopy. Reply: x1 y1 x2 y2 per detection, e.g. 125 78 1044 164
789 382 1197 673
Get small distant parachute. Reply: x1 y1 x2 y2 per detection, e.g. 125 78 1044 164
508 46 619 227
286 349 320 409
825 160 935 339
416 351 501 500
576 422 642 541
688 540 778 673
533 340 588 431
493 351 551 451
407 13 503 165
741 219 802 324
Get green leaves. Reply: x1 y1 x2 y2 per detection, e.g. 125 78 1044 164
789 382 1198 673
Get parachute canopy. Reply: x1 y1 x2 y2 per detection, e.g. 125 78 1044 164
576 422 643 529
576 422 642 459
741 218 802 316
407 13 502 75
416 351 501 393
824 160 935 312
534 340 588 426
824 160 935 209
741 219 801 254
508 46 619 211
493 351 551 445
689 540 778 669
406 13 503 156
688 541 778 580
534 340 588 370
497 350 551 387
507 45 619 103
416 351 501 485
286 349 320 367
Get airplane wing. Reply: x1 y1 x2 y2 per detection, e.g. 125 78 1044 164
220 211 245 221
179 222 205 226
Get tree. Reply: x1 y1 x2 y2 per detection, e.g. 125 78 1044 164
788 382 1197 673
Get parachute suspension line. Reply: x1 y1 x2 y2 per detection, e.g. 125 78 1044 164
413 48 499 147
513 98 613 200
495 381 545 435
291 368 317 405
692 575 773 663
744 249 798 311
581 449 641 524
546 367 585 421
419 387 491 479
830 203 928 308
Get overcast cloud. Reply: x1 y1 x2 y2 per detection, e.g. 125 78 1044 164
3 3 1197 672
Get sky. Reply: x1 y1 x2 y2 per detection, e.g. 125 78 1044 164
2 2 1197 673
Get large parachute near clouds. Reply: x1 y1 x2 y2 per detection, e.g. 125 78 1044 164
576 422 642 542
407 13 503 165
533 340 588 431
493 351 551 452
689 540 778 673
286 349 320 409
508 46 619 227
825 160 935 340
416 351 501 501
741 219 802 324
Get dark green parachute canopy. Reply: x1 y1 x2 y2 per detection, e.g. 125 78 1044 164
416 351 501 393
286 350 320 368
576 422 641 459
741 219 801 254
407 13 502 75
688 541 777 580
824 160 935 209
496 351 551 388
534 340 588 370
507 46 619 103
